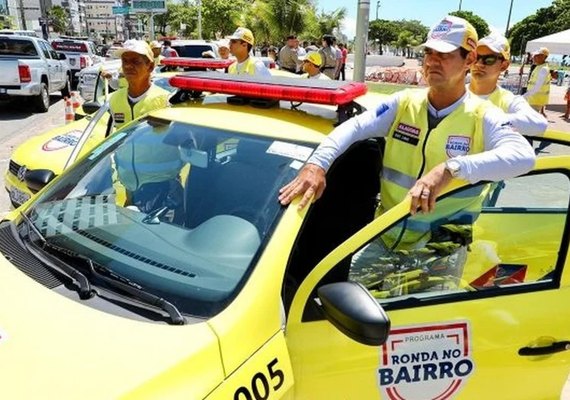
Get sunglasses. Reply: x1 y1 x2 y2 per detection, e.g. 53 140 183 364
476 54 504 66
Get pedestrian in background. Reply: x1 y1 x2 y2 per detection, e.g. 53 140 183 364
227 27 271 77
523 47 551 118
278 35 300 73
319 34 337 79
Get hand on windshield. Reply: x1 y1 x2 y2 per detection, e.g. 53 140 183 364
409 163 452 215
279 163 326 210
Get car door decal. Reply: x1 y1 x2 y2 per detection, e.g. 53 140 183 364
378 321 474 400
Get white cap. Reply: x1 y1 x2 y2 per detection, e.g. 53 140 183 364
478 34 510 59
114 40 154 62
420 15 478 53
217 39 230 50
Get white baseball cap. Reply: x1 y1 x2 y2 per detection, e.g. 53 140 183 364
478 34 510 59
420 15 478 53
114 40 154 62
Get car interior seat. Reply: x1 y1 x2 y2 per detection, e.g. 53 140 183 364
184 138 286 236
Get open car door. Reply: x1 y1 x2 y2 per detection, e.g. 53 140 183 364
285 154 570 400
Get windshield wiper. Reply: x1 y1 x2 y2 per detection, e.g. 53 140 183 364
85 259 185 325
19 211 94 300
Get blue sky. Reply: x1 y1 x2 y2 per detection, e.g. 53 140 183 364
321 0 553 38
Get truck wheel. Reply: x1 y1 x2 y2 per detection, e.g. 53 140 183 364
61 75 71 99
33 82 50 113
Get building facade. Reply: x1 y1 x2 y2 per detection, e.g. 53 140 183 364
85 0 122 42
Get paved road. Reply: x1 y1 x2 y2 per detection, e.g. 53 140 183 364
0 96 65 216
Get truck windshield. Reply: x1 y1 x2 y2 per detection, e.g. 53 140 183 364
0 38 38 56
21 117 314 318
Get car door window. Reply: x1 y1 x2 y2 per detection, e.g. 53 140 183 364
38 41 51 59
46 42 59 60
305 171 570 315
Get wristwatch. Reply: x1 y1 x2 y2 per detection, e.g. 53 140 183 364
445 159 461 178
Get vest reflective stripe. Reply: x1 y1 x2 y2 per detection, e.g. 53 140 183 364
109 85 170 130
228 57 257 75
488 87 514 112
382 166 416 190
379 89 488 250
115 135 183 192
527 63 551 106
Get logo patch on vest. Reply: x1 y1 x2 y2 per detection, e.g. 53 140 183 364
446 136 471 157
114 113 125 124
393 123 421 146
378 321 475 400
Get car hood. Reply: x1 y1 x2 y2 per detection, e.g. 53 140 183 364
0 255 224 399
11 116 107 175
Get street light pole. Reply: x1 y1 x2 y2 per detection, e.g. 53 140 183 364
354 0 370 82
376 1 380 20
505 0 514 37
458 0 462 11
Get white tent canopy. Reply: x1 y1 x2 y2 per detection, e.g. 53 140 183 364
526 29 570 55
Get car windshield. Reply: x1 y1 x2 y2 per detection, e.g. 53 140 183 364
20 117 313 318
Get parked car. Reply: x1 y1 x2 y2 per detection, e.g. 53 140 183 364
171 39 219 58
50 38 102 86
0 34 71 112
1 73 569 399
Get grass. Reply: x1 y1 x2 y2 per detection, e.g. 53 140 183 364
366 81 416 94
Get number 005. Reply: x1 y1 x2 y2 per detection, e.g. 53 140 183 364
234 358 285 400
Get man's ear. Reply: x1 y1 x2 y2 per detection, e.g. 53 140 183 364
500 60 510 72
465 50 477 70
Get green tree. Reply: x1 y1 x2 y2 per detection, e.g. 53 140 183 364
508 1 567 57
449 10 490 39
202 0 250 40
369 19 399 55
47 5 70 34
316 7 347 37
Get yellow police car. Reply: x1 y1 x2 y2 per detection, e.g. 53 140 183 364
0 73 569 400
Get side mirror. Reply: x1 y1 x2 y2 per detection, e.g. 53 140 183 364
82 101 102 115
58 53 66 60
317 281 390 346
24 169 56 193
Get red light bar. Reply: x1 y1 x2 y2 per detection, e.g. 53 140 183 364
169 74 367 106
160 57 234 69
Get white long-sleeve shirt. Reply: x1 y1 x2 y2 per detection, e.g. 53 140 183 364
307 91 536 184
474 86 548 136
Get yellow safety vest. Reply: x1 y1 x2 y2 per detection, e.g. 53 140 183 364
527 63 551 106
228 57 257 75
380 89 488 249
487 86 515 112
109 84 170 130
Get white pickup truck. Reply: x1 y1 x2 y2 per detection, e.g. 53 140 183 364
50 38 102 86
0 34 71 112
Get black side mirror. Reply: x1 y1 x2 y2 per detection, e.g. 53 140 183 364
58 53 66 60
82 101 102 115
24 169 56 193
318 281 390 346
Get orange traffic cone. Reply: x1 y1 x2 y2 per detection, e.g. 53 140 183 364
71 91 81 110
64 97 75 124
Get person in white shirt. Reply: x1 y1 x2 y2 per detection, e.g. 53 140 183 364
523 47 551 117
279 15 535 217
468 34 547 137
227 27 271 77
299 51 330 80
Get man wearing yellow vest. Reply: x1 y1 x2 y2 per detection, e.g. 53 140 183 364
110 40 183 221
523 47 551 117
299 51 331 80
110 40 170 129
227 27 271 77
279 16 535 241
469 34 547 137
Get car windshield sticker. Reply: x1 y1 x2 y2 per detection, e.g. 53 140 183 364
378 321 474 400
267 141 313 162
289 160 303 170
42 130 83 152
